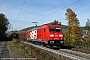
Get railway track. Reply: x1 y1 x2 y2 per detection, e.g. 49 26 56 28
21 40 90 60
59 49 90 59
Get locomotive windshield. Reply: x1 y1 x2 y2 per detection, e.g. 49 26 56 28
49 28 61 32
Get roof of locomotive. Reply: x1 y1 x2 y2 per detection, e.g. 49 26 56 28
30 24 61 30
43 24 62 28
30 25 42 30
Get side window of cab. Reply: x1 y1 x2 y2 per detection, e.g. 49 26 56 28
44 28 46 32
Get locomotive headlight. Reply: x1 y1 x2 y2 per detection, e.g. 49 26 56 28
50 34 54 37
59 34 63 37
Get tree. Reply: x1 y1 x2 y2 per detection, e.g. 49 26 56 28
0 13 9 38
85 19 90 31
65 8 82 46
51 20 61 25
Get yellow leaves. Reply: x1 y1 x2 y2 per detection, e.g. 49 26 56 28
65 8 82 46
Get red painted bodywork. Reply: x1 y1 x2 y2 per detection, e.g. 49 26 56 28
26 24 64 44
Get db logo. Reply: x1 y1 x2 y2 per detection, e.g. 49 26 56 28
30 30 37 39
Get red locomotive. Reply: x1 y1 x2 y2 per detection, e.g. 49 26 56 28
26 24 64 48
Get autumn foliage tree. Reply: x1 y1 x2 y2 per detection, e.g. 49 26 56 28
65 8 82 46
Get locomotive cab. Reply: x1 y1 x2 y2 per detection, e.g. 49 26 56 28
48 27 64 47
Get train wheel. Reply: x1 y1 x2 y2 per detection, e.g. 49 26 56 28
35 41 38 45
40 42 43 46
57 46 61 49
42 42 46 47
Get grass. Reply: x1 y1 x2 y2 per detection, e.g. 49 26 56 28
8 41 32 58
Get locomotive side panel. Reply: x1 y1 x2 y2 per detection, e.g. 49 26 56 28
30 30 37 39
41 25 50 44
37 28 42 40
26 30 30 40
26 30 37 40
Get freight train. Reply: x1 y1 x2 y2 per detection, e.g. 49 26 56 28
26 24 64 48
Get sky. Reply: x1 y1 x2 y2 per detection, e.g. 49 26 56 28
0 0 90 31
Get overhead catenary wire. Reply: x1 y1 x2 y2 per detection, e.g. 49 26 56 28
78 10 90 16
15 0 26 20
38 0 80 21
30 0 42 13
73 2 88 10
32 0 60 21
62 1 90 20
44 0 60 14
26 0 42 20
77 2 90 15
